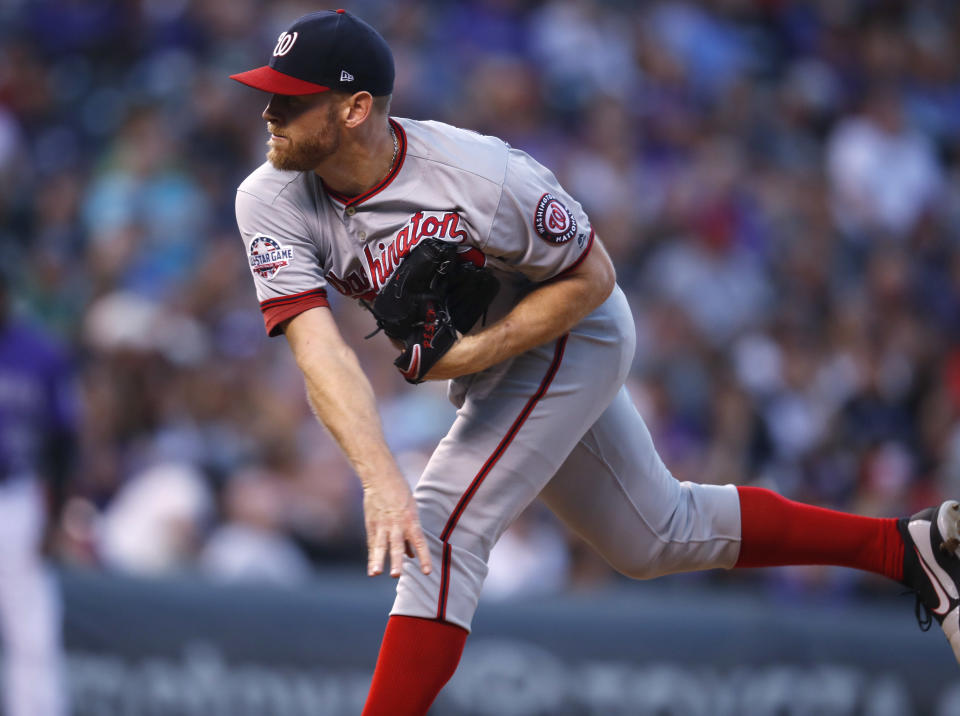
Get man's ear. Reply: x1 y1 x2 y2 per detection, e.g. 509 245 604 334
343 91 374 128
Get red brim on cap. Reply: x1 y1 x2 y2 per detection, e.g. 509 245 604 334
229 66 330 95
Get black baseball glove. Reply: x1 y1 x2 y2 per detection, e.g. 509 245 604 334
368 238 499 384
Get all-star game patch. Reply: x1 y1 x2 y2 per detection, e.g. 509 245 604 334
249 235 294 281
534 193 578 245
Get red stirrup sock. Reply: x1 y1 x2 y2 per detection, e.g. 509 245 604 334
735 486 904 581
362 615 468 716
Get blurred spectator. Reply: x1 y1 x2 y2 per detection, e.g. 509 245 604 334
199 468 313 585
827 84 943 240
98 462 212 574
483 507 570 601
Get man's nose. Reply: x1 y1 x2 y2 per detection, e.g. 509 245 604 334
262 96 282 123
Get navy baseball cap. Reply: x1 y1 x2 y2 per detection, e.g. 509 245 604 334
230 9 394 96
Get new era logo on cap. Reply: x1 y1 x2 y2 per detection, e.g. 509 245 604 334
229 9 394 97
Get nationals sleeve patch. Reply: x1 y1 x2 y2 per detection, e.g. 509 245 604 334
534 193 578 245
249 235 295 280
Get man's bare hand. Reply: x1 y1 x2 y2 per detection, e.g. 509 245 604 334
363 474 432 578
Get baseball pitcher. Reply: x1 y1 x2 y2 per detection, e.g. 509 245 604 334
230 10 960 715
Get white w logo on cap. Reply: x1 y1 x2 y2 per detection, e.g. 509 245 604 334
273 31 298 57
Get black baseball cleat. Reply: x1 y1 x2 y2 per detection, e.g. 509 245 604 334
898 500 960 663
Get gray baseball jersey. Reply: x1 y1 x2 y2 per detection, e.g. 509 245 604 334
236 118 742 630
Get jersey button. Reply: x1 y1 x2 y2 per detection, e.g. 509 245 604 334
359 231 367 239
345 206 356 216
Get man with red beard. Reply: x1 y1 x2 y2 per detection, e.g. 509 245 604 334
231 10 960 715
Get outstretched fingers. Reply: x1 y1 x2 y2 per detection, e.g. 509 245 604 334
365 495 433 578
389 524 406 577
368 521 386 577
386 514 432 577
407 519 432 575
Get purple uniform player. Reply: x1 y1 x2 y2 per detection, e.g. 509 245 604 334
0 282 74 716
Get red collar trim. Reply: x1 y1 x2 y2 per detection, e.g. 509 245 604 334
323 118 407 207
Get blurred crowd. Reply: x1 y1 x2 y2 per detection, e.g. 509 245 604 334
3 0 960 600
